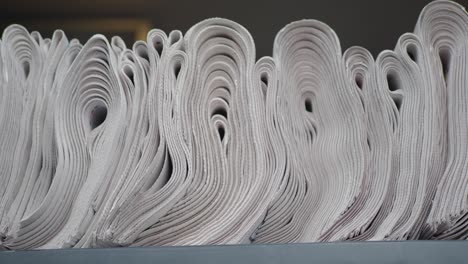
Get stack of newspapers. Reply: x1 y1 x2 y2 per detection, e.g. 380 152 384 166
0 0 466 249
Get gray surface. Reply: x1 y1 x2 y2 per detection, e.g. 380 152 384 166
0 241 467 264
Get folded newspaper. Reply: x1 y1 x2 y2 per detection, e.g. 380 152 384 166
0 0 466 249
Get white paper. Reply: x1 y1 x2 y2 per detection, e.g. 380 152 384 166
0 0 466 249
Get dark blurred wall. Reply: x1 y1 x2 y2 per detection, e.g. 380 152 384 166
2 0 455 58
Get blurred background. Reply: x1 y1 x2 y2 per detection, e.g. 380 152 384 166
1 0 438 58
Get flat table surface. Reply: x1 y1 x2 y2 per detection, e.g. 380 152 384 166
0 241 467 264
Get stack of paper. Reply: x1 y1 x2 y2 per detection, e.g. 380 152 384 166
0 0 466 249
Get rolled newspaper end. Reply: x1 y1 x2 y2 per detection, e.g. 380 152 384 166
0 0 467 250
